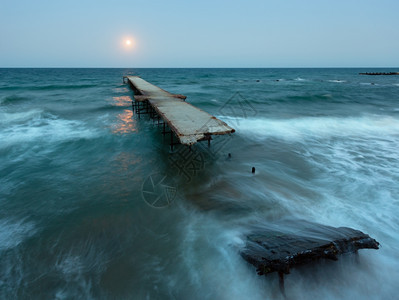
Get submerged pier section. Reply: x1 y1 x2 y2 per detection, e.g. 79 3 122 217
124 76 235 148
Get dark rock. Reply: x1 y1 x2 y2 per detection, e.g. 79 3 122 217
240 220 379 276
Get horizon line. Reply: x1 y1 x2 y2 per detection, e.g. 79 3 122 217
1 66 399 69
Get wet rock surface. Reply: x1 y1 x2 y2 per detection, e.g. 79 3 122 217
241 220 379 276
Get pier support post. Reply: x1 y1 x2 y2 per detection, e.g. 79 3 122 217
278 272 286 297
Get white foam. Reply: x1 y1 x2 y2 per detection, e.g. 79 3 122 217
294 77 307 81
55 254 94 299
0 111 98 149
360 82 377 86
0 219 36 251
0 109 43 124
328 80 346 83
231 115 399 141
180 213 268 299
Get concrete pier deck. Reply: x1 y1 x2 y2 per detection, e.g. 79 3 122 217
125 76 235 146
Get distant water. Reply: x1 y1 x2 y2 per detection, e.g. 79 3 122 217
1 68 398 299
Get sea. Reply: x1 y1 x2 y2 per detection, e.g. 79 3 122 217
0 68 398 299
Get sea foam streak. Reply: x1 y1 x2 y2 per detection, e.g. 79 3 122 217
0 219 36 251
1 68 398 299
234 115 399 140
328 80 346 83
0 110 99 149
0 109 43 124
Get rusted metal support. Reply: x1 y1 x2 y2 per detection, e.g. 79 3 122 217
278 272 285 297
161 123 172 135
134 95 149 101
151 108 157 120
172 94 187 100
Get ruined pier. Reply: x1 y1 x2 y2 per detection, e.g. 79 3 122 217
124 76 235 150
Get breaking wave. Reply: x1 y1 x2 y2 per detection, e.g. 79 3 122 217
0 110 99 149
234 115 399 141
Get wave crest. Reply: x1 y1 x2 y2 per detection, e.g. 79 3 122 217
226 115 399 140
0 110 98 149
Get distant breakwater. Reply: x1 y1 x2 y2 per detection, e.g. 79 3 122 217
359 72 399 75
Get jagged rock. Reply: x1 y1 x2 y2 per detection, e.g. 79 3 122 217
241 220 379 277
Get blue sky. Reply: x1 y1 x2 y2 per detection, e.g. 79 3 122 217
1 0 398 67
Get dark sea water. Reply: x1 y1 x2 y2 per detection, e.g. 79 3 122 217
1 68 398 299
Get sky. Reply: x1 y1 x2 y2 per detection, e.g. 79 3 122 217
1 0 398 67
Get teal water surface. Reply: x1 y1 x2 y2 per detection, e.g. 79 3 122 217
1 68 399 299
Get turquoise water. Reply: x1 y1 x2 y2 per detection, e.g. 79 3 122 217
1 68 399 299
